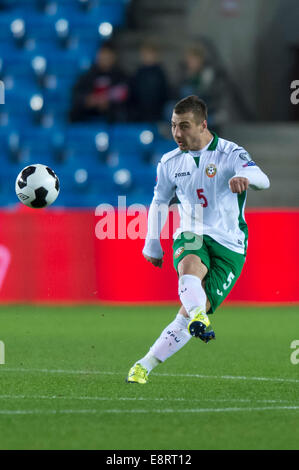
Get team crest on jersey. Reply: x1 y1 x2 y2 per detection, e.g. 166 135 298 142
205 163 217 178
174 247 184 258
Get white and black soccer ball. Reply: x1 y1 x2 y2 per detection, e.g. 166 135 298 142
15 164 60 208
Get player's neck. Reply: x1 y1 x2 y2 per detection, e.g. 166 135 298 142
191 130 214 151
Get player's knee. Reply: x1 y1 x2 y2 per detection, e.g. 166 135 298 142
178 254 207 280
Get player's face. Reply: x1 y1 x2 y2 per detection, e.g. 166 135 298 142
171 112 207 151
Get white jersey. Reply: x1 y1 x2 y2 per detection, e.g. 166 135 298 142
143 133 270 257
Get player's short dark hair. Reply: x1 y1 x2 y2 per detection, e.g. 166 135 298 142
174 95 208 123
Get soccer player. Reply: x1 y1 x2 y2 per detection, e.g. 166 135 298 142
126 95 270 384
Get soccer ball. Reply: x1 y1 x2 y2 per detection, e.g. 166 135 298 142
15 164 60 208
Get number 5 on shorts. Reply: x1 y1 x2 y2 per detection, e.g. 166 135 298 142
217 271 235 296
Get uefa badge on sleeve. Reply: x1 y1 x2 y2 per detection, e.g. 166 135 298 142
206 163 217 178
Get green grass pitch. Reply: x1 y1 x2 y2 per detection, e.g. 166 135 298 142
0 304 298 450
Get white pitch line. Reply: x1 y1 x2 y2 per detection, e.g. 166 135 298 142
155 372 299 384
102 406 299 414
0 395 297 405
0 409 97 415
0 406 299 415
0 368 116 375
1 367 299 384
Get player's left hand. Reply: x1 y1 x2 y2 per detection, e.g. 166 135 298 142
229 177 249 194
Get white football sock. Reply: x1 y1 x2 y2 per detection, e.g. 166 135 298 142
137 351 161 374
144 312 191 364
178 274 207 319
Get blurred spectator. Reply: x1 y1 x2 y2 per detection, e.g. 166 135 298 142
129 42 170 122
69 42 129 123
178 44 227 130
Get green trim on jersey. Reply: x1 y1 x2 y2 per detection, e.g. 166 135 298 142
193 156 200 167
190 132 218 166
237 191 248 254
207 132 218 151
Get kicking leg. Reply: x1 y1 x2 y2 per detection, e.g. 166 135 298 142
178 254 215 342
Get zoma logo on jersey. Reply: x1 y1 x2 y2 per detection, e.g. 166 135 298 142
175 172 191 178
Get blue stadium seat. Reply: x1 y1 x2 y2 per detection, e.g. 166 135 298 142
110 123 157 163
130 165 156 193
43 49 92 77
0 126 69 167
57 161 117 205
0 50 37 81
155 138 176 155
3 82 40 119
106 152 150 171
0 13 18 40
12 11 56 39
65 123 111 162
151 138 176 165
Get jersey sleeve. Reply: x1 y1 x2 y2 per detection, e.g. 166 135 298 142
153 161 176 204
230 148 270 190
142 161 176 259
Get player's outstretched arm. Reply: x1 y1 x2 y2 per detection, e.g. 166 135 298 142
231 149 270 191
142 200 168 268
142 161 176 268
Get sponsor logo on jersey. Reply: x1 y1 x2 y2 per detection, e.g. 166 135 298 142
175 246 184 258
175 172 191 178
205 163 217 178
242 160 256 167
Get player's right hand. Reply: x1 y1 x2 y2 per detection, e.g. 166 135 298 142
229 176 249 193
143 253 164 268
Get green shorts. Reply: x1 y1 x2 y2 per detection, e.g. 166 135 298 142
173 232 246 314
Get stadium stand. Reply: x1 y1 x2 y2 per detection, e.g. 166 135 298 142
0 0 173 207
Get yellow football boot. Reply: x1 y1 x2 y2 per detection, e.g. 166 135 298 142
126 363 148 384
188 307 215 343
